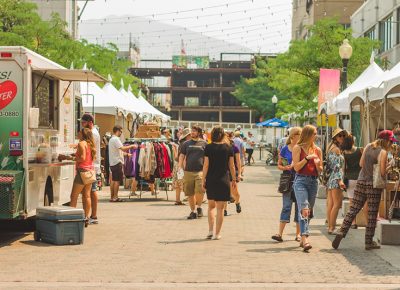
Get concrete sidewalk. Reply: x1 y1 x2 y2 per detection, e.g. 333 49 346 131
0 162 399 289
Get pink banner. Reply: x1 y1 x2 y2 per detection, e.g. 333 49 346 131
318 69 340 113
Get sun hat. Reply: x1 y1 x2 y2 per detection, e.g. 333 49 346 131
332 128 346 139
378 130 398 142
179 128 191 141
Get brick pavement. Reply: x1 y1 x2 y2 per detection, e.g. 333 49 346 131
0 162 400 289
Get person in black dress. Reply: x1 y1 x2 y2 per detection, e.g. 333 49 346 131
202 126 236 240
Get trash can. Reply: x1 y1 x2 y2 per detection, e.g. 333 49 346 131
35 206 85 245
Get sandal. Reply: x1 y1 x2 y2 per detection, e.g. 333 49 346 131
271 234 283 242
303 242 312 252
110 198 124 202
84 218 89 228
295 236 301 242
174 201 185 205
365 241 381 250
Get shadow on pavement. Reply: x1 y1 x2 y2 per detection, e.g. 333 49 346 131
147 217 187 221
20 240 55 247
158 238 209 244
238 240 277 245
247 246 301 253
0 232 29 248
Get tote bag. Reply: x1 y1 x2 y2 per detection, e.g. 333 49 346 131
373 152 386 189
80 170 96 185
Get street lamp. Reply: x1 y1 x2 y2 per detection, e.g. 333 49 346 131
339 39 353 91
272 95 278 118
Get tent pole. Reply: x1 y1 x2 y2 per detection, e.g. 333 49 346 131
366 90 370 143
383 95 387 130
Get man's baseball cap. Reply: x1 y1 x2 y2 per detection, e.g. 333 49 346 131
81 113 94 123
378 130 398 142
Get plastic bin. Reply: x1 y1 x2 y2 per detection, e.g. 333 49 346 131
35 206 85 245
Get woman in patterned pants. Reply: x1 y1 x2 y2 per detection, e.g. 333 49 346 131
332 130 396 250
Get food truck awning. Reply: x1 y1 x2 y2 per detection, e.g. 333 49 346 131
33 69 108 83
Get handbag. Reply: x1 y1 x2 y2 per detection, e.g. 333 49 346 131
278 172 293 194
80 170 96 185
373 151 386 189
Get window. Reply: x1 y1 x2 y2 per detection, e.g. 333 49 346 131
397 8 400 44
32 74 59 129
184 97 199 106
364 26 376 40
379 15 393 52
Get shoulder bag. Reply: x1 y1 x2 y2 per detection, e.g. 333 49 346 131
80 169 96 185
278 171 294 194
373 151 386 189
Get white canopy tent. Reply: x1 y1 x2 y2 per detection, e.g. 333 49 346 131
119 80 153 115
330 62 383 115
81 82 123 115
136 92 171 122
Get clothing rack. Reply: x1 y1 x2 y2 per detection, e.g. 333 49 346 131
124 138 173 201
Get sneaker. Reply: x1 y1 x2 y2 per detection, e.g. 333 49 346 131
224 210 228 216
365 241 381 250
212 235 222 240
206 232 213 239
197 207 203 218
187 212 197 219
236 203 241 213
89 217 98 225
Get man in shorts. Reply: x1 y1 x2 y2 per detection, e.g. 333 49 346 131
108 125 135 202
81 113 101 224
178 126 207 219
233 131 245 177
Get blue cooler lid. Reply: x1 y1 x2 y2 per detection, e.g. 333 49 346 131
36 206 84 218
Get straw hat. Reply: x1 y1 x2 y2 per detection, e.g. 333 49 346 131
331 128 346 139
179 128 191 141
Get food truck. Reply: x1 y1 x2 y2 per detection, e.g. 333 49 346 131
0 46 107 219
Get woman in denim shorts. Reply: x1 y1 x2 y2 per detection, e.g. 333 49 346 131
292 125 323 252
272 127 302 243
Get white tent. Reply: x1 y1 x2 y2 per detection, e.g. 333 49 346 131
119 80 152 115
330 62 383 114
81 82 123 115
137 95 170 121
349 61 400 104
102 80 132 115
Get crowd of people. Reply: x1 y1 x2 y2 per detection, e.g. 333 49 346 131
63 115 255 237
272 124 399 252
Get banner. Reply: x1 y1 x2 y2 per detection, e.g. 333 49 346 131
172 55 209 69
318 69 340 114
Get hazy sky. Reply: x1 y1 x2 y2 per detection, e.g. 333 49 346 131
79 0 292 56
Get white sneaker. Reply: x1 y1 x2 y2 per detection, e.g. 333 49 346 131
212 235 221 240
89 218 98 225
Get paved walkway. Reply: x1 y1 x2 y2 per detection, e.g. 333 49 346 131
1 163 400 289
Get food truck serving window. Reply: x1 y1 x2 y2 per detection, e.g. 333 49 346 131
32 74 59 129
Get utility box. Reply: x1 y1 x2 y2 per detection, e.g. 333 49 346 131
35 206 85 245
376 220 400 245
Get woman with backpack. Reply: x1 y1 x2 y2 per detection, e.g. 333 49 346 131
292 125 323 251
326 128 347 235
332 130 396 250
272 127 302 243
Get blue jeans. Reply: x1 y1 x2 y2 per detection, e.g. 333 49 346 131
293 175 318 236
280 191 299 223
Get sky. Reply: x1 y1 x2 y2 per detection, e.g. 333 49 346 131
78 0 292 58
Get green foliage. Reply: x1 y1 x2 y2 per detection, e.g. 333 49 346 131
0 0 140 93
269 18 380 117
233 56 288 121
234 18 380 123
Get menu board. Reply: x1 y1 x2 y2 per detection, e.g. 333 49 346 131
32 74 57 128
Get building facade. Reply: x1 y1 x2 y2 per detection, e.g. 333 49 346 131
292 0 365 40
128 54 273 124
30 0 78 39
351 0 400 67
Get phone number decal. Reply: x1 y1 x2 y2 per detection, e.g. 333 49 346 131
0 111 20 117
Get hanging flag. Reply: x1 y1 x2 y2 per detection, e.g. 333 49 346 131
318 68 340 114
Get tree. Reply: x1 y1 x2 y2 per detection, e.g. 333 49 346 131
268 18 380 117
0 0 140 93
233 56 288 121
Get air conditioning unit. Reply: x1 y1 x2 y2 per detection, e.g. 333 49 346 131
187 81 196 88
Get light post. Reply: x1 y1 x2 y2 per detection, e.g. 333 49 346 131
339 39 353 91
272 95 278 118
